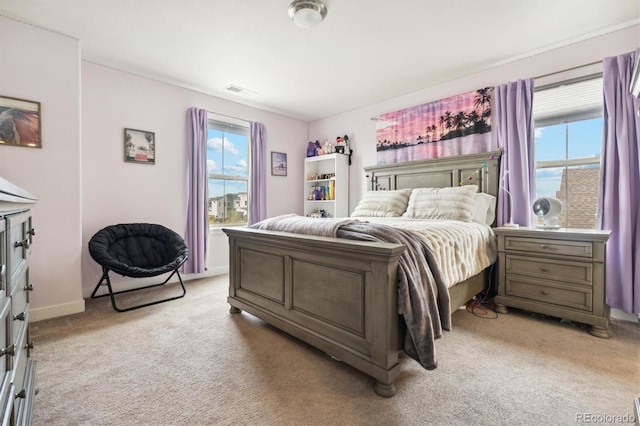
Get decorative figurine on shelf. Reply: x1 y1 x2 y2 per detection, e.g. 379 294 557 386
344 135 353 165
307 141 317 157
332 134 353 164
320 140 326 154
309 209 330 218
307 140 323 157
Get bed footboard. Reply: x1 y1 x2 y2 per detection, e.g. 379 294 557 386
223 227 406 397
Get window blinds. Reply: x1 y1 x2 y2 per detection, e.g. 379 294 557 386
533 76 603 127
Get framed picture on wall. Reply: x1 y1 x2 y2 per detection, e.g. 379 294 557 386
271 151 287 176
124 128 155 164
0 95 41 148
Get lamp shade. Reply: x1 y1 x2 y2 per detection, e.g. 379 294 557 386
288 0 327 28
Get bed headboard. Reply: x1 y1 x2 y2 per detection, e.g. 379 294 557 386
363 150 502 198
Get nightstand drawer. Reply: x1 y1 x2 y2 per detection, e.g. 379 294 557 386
505 255 592 286
505 237 593 258
505 277 592 311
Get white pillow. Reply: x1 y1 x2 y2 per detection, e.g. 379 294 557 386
350 189 411 217
471 192 497 225
403 185 478 221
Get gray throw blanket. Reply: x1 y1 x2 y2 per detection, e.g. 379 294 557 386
251 213 359 237
251 214 451 370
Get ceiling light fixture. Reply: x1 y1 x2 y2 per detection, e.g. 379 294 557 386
288 0 327 29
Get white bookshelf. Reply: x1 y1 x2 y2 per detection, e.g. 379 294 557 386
303 153 349 218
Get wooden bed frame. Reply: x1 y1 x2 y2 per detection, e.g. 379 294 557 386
224 151 501 397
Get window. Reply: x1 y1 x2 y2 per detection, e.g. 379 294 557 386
533 76 603 229
207 116 250 227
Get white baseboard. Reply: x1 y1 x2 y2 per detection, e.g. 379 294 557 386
181 265 229 281
30 299 86 323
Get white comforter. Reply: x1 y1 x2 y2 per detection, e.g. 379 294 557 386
355 217 497 288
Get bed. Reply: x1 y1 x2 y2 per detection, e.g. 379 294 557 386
223 150 501 397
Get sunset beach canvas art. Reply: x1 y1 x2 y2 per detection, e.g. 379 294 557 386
374 88 494 164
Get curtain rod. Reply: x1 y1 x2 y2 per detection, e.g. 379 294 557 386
534 60 601 80
207 110 251 124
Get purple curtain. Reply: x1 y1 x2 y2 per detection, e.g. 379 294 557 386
599 50 640 314
492 78 535 227
184 107 209 274
249 122 267 225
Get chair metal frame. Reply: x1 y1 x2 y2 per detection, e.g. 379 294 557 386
90 261 187 312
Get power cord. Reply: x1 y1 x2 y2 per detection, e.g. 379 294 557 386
466 293 498 319
465 263 499 319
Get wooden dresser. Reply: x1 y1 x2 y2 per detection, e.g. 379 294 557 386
494 226 611 338
0 177 37 425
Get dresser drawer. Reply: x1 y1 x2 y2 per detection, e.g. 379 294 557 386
10 314 28 365
13 359 36 426
10 270 29 347
0 299 10 379
10 269 28 317
505 277 592 311
0 381 13 426
505 255 593 286
0 264 5 295
504 236 593 258
0 220 6 293
5 212 32 283
0 301 10 425
10 320 28 401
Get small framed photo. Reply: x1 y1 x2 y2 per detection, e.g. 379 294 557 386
0 95 41 148
271 151 287 176
124 128 155 164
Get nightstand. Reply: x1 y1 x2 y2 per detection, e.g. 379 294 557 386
494 227 611 338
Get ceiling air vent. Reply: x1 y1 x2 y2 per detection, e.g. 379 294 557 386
224 85 258 96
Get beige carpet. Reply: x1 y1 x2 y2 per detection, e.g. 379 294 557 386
31 275 639 426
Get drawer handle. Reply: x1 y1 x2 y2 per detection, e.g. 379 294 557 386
13 311 26 321
0 344 15 357
14 238 30 250
541 290 550 296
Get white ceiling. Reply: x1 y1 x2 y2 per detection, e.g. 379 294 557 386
1 0 638 121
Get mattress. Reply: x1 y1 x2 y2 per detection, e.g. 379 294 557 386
355 217 497 288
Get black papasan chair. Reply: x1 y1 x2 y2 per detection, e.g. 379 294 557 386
89 223 189 312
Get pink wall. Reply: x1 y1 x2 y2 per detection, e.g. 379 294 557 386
2 15 308 319
81 63 308 296
0 16 84 319
309 25 640 214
